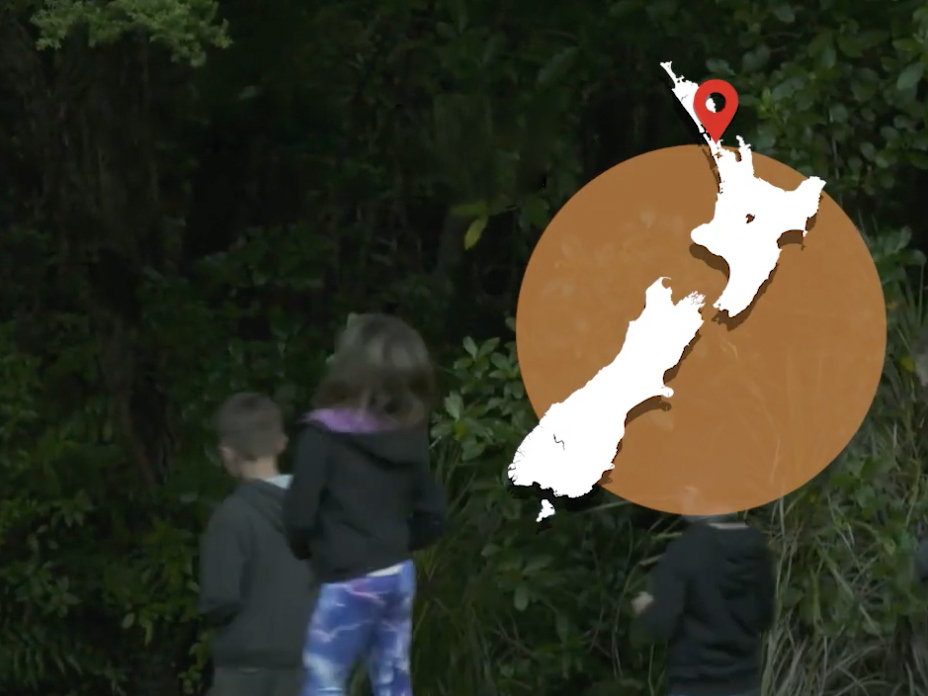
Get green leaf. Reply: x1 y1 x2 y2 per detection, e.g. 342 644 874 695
837 35 865 57
451 201 489 218
851 72 879 102
477 337 500 357
706 58 734 76
772 5 795 23
609 0 639 17
893 38 922 53
861 142 877 161
463 216 489 250
481 543 500 557
141 616 154 645
828 104 848 123
537 47 578 87
742 46 770 73
514 585 529 611
908 152 928 169
524 556 553 574
807 30 832 55
520 196 550 230
463 336 478 357
489 195 514 216
436 22 456 39
461 439 485 461
481 35 504 67
753 127 776 152
121 613 135 629
490 353 510 370
858 30 891 52
237 85 260 101
897 62 925 91
771 79 796 102
444 393 464 420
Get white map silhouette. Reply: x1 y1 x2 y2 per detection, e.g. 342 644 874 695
509 63 828 521
509 279 705 520
537 499 555 521
661 62 826 317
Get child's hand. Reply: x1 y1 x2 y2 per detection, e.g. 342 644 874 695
631 591 653 615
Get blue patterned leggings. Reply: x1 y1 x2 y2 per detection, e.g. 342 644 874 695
301 560 415 696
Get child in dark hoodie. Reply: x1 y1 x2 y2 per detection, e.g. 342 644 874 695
199 393 318 696
283 314 447 696
632 514 775 696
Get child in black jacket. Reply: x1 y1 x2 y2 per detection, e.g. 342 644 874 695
283 314 447 696
633 515 775 696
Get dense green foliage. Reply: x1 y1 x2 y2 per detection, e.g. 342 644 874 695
2 0 928 695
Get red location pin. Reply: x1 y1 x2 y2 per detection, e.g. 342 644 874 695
693 79 739 143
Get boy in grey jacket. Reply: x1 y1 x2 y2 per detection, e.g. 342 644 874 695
199 393 317 696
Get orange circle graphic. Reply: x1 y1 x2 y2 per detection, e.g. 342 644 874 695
515 145 886 516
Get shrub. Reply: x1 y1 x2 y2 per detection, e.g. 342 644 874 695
417 230 928 696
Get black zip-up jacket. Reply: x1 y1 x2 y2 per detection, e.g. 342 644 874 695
283 412 446 583
637 521 775 696
198 477 317 669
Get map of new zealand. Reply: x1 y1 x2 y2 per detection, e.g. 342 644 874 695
509 63 826 521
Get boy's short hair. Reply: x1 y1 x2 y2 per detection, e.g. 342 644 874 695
216 393 284 461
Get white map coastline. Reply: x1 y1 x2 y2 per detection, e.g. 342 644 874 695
509 63 827 521
661 62 826 317
510 279 705 520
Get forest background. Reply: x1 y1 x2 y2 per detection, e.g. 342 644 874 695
2 0 928 695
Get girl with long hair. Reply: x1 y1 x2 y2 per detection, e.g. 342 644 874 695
283 313 446 696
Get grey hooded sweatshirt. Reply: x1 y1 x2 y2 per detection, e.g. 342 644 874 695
198 475 317 669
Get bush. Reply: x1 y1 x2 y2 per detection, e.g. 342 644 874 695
416 230 928 696
759 229 928 696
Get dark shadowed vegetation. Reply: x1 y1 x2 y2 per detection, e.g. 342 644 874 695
2 0 928 695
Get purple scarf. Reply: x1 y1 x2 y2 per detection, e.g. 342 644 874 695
305 408 394 434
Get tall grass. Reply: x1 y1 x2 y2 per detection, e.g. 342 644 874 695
761 245 928 696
